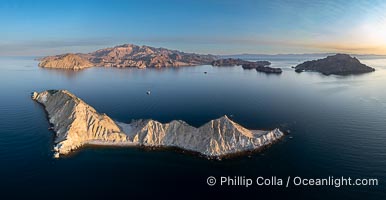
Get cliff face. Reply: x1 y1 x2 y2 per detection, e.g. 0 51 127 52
38 54 94 70
32 90 284 158
127 116 283 156
38 44 217 70
32 90 128 157
294 54 375 75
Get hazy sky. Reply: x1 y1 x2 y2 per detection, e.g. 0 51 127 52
1 0 386 55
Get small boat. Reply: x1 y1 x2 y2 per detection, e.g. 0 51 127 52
48 127 54 130
289 136 293 139
146 90 151 95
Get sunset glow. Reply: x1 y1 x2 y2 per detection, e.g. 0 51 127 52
0 0 386 55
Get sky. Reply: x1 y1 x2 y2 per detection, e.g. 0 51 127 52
1 0 386 56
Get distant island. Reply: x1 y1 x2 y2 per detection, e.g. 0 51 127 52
211 58 263 66
38 44 284 74
32 90 284 158
38 54 94 70
38 44 217 70
294 54 375 75
211 58 282 74
38 45 375 76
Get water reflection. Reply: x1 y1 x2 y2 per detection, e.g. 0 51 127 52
0 56 386 199
39 67 86 79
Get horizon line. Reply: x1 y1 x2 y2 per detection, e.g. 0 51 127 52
1 42 386 57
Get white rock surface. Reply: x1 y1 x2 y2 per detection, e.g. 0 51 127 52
32 90 284 158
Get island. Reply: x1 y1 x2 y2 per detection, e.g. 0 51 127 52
38 53 94 70
294 54 375 75
32 90 285 158
242 62 283 73
38 44 217 70
211 58 250 66
212 58 282 74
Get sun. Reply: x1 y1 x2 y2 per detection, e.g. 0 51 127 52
359 21 386 45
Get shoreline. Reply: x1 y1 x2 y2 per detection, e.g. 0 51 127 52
60 134 287 160
32 90 285 159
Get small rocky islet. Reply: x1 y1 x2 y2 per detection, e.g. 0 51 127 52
38 44 217 70
211 58 282 74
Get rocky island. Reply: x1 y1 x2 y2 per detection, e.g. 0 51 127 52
242 62 282 74
38 44 217 70
32 90 284 158
294 54 375 75
212 58 281 74
211 58 250 66
38 53 94 70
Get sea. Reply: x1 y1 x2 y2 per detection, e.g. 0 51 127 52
0 55 385 199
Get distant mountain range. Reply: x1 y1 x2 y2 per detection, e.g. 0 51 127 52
38 44 217 70
221 53 386 60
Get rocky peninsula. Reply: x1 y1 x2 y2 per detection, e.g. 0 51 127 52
212 58 281 74
38 44 217 70
32 90 284 158
294 54 375 75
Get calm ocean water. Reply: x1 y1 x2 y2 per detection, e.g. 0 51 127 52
0 56 385 199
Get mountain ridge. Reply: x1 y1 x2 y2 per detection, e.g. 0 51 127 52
32 90 284 158
38 44 217 70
